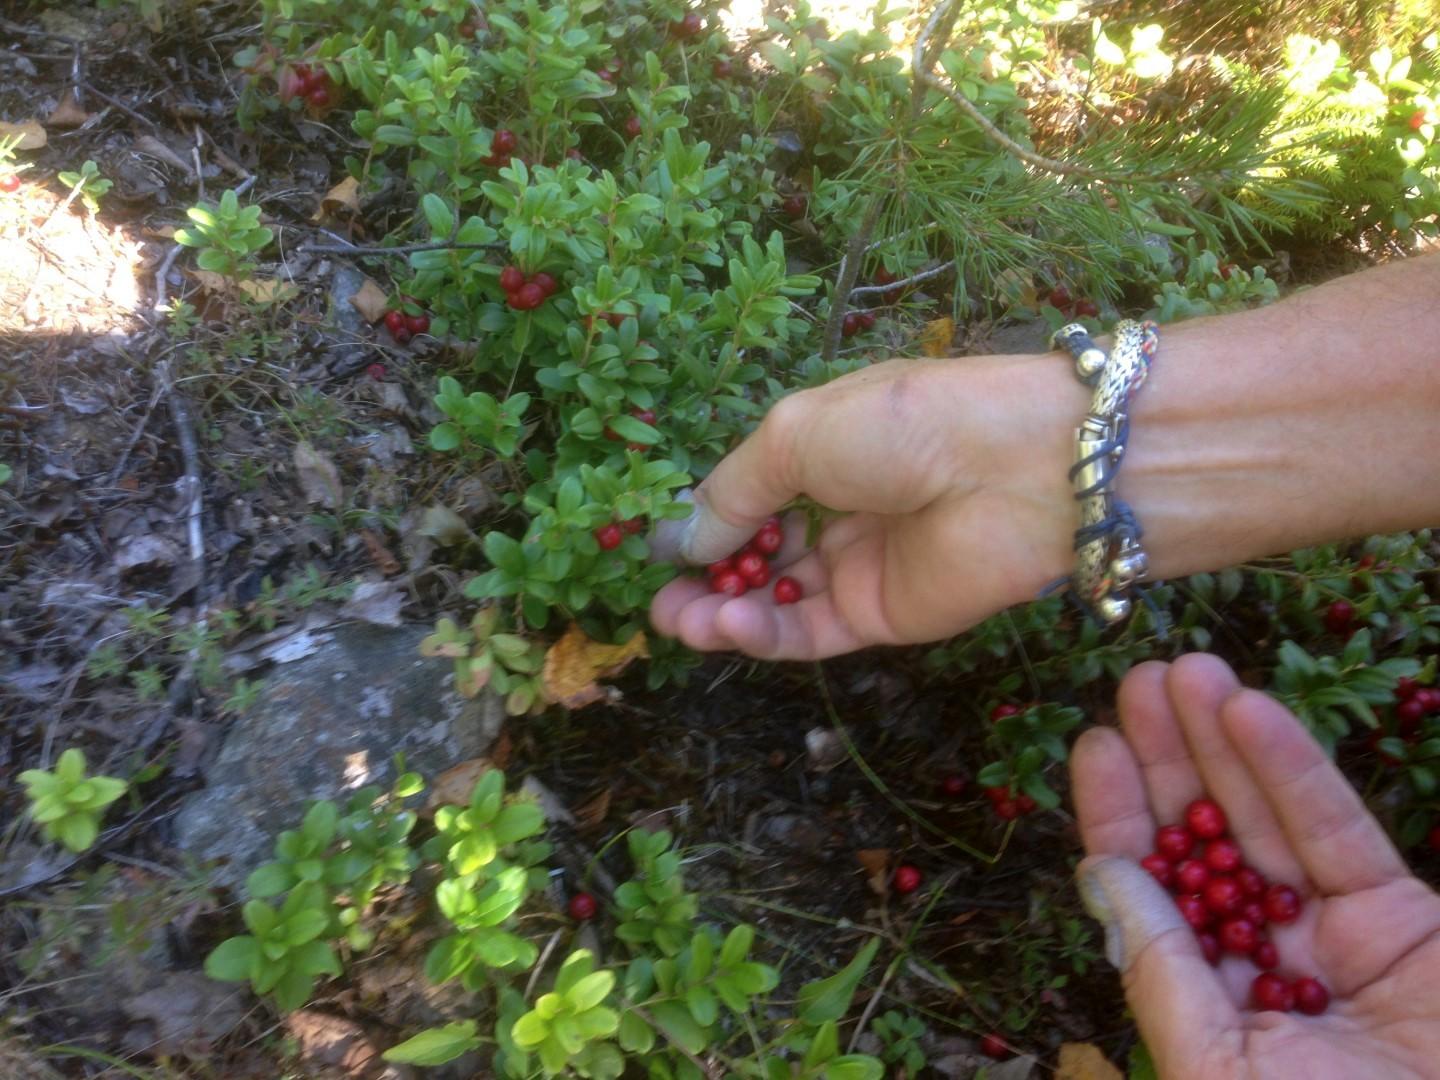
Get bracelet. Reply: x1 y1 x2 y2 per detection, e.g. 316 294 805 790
1049 319 1160 625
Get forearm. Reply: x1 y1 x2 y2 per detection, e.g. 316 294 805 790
1015 254 1440 586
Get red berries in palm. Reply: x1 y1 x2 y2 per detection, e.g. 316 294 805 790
1242 901 1267 928
624 115 643 139
492 128 518 156
595 524 623 550
1252 939 1278 970
1197 931 1220 966
567 892 598 920
531 271 558 297
1263 883 1302 924
1236 866 1266 897
1176 894 1212 930
773 576 802 605
509 282 545 310
979 1033 1009 1060
1252 972 1295 1012
1324 599 1355 634
1218 916 1258 955
781 193 807 219
1140 853 1175 888
1204 876 1244 917
752 525 783 556
1292 977 1330 1015
0 174 18 193
1155 824 1195 862
1204 838 1243 873
736 551 770 588
1185 798 1228 840
711 570 748 598
892 864 923 895
499 265 526 292
1175 859 1210 894
706 557 734 577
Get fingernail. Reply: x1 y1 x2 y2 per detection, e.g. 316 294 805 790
649 489 696 564
1077 855 1188 972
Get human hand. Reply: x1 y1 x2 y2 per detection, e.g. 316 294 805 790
1072 654 1440 1080
649 354 1084 658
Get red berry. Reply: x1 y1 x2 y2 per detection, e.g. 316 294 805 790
752 525 783 556
979 1033 1009 1060
670 11 703 38
492 128 518 155
1218 262 1235 280
990 703 1022 724
1252 972 1295 1012
781 193 807 219
1398 696 1426 731
841 312 861 337
510 282 545 310
458 20 477 38
858 310 877 329
1218 917 1259 955
1416 687 1440 713
1204 876 1245 918
1252 939 1278 970
1242 901 1267 928
1409 109 1426 131
1155 824 1195 862
393 327 412 345
384 310 406 334
773 576 802 605
1324 599 1356 635
621 517 645 535
1396 676 1419 700
567 892 598 920
595 524 623 550
1429 824 1440 852
1236 866 1266 898
993 799 1020 821
1175 859 1210 894
365 363 386 381
307 86 332 109
711 570 748 598
0 174 19 193
1185 798 1228 840
598 67 613 83
706 557 734 577
1176 894 1212 930
624 115 643 139
1074 298 1099 318
405 313 430 335
1014 794 1037 815
712 58 733 78
566 148 583 161
531 271 558 297
1197 931 1221 966
1292 976 1330 1015
984 785 1010 803
940 774 966 799
1140 853 1175 889
1263 884 1302 924
499 265 526 292
892 864 922 895
1204 838 1243 874
1047 285 1073 311
736 551 770 588
631 407 657 426
874 267 897 286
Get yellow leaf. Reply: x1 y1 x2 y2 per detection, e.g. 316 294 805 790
349 277 391 323
541 624 649 709
47 90 89 129
312 175 361 222
918 316 955 358
0 120 47 149
1057 1042 1123 1080
237 278 299 304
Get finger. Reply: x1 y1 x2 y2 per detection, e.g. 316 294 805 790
1165 655 1306 884
650 576 713 637
1072 727 1155 860
1118 661 1205 825
713 589 867 660
1219 689 1411 896
1078 856 1239 1071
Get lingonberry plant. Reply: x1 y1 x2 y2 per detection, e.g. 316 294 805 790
19 749 128 854
175 188 275 279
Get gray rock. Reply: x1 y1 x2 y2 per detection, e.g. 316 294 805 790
175 623 504 885
330 265 371 336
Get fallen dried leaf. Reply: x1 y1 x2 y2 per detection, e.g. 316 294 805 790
190 270 298 304
293 441 343 508
428 756 497 808
47 90 89 129
541 623 648 709
573 787 612 831
360 528 401 575
417 504 472 546
855 848 889 896
919 316 955 359
0 120 47 149
339 578 406 627
349 277 391 323
313 175 362 221
1056 1042 1122 1080
284 1010 384 1076
134 134 196 177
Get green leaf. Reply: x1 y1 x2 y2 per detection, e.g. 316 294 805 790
511 1010 550 1049
204 935 259 981
290 938 342 977
383 1021 482 1066
246 861 293 898
491 800 545 843
55 748 86 784
797 939 880 1025
823 1056 885 1080
301 801 338 847
565 970 615 1012
55 814 98 852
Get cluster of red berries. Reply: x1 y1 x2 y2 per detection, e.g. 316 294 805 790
593 514 646 551
705 517 802 604
1323 598 1358 636
483 128 518 167
669 11 703 38
1040 284 1099 319
1369 676 1440 765
872 267 903 304
1141 798 1329 1014
781 193 807 220
567 891 598 920
604 406 656 452
382 296 429 344
840 310 876 338
283 63 338 112
500 264 558 310
983 784 1037 820
0 173 18 194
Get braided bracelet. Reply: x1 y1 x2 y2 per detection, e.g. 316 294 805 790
1049 319 1159 625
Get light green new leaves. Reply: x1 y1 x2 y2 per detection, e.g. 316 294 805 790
19 748 127 853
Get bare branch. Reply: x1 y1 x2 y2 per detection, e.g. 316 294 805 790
849 261 952 298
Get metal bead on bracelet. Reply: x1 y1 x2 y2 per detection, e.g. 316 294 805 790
1049 318 1160 626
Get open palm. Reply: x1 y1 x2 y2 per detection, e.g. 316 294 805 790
1072 655 1440 1079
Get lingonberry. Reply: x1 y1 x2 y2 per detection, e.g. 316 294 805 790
1176 894 1212 930
1155 824 1195 862
393 327 412 345
624 115 643 139
841 312 861 337
1218 917 1259 955
990 703 1022 723
566 148 583 161
384 310 406 335
568 892 598 920
1236 866 1266 898
857 310 877 330
752 525 783 556
707 557 734 577
458 19 477 38
1218 262 1234 280
1074 298 1099 318
712 58 733 78
1185 798 1228 840
781 193 806 219
1014 794 1037 815
736 551 770 588
1242 901 1267 928
307 86 332 109
1396 676 1419 700
1323 598 1355 634
1429 824 1440 852
1398 696 1426 731
1204 838 1243 873
492 128 518 156
1252 939 1278 970
1263 883 1302 924
711 570 748 598
892 864 922 894
405 313 430 335
1204 876 1244 917
1252 972 1295 1012
631 407 657 426
669 11 703 38
874 267 897 286
940 774 967 799
773 576 802 605
1047 284 1073 311
1292 976 1330 1015
1197 931 1221 966
621 517 645 535
510 282 545 310
1416 687 1440 712
1175 859 1210 894
365 363 386 381
1410 109 1427 131
0 174 19 193
993 799 1020 821
531 271 558 297
595 524 623 551
979 1033 1009 1060
1140 853 1175 888
499 265 526 293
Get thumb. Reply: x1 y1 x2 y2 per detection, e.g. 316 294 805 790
1077 855 1239 1068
